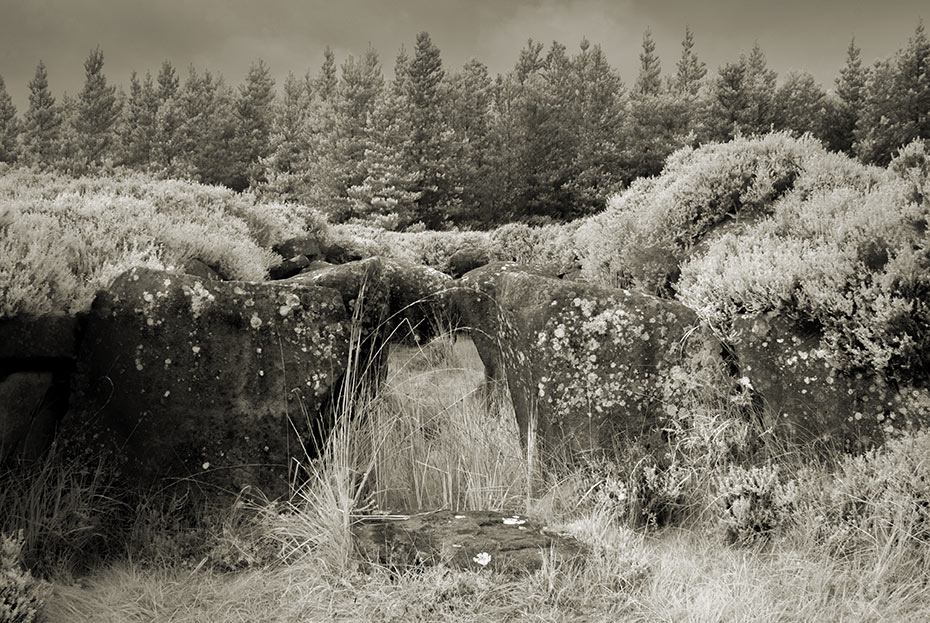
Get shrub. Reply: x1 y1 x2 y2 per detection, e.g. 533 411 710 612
716 464 797 545
575 133 890 292
0 531 49 623
0 168 320 318
678 180 930 382
818 429 930 554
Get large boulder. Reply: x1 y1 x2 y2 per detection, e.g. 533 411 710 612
453 263 726 455
730 312 930 449
66 267 351 498
353 510 584 576
291 256 452 348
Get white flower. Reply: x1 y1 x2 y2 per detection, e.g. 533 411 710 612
473 552 491 566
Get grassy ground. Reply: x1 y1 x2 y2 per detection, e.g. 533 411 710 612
4 335 930 622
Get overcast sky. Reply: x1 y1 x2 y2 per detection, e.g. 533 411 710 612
0 0 925 109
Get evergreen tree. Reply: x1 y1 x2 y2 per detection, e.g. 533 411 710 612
445 59 494 223
316 47 338 101
743 42 778 132
336 46 385 195
346 88 422 227
0 75 19 163
152 61 183 170
569 41 627 214
773 71 830 139
74 47 121 169
230 59 276 190
703 61 748 141
856 23 930 164
402 31 459 227
172 67 236 185
674 27 707 96
119 71 158 168
625 32 683 182
703 44 777 141
634 30 662 96
265 71 311 179
830 38 866 153
21 61 61 167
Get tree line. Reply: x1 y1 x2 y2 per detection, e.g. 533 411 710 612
0 25 928 228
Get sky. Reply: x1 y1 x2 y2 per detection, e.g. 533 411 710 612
0 0 925 109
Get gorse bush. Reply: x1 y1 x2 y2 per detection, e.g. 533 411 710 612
0 168 328 317
0 531 49 623
815 429 930 554
678 169 930 382
716 464 797 545
574 132 928 384
575 132 890 292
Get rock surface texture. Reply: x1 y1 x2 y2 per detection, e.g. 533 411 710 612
353 510 584 575
0 314 78 464
453 263 726 455
67 267 351 497
730 312 930 449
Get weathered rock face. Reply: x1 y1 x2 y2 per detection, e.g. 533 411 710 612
0 372 55 463
0 314 78 464
292 256 451 348
448 247 491 279
730 312 930 449
67 267 351 497
453 263 726 455
273 236 324 262
353 510 584 576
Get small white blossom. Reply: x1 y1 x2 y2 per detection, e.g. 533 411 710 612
473 552 491 566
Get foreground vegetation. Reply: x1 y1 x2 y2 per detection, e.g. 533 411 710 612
3 335 930 622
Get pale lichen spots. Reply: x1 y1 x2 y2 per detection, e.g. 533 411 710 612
191 345 201 355
250 313 262 329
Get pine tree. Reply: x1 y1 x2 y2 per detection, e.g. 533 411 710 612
0 75 19 163
702 44 777 141
266 71 311 176
635 30 662 96
445 59 494 224
230 59 276 190
172 67 236 185
773 71 829 138
74 47 121 169
625 32 683 182
119 71 158 168
21 61 61 167
152 61 183 170
831 38 866 153
316 47 338 101
569 41 627 213
347 89 421 227
703 61 748 141
743 42 778 132
336 46 385 193
856 23 930 164
402 31 459 227
674 27 706 96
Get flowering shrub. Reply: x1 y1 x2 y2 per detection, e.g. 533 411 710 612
0 168 322 317
0 531 48 623
678 180 930 382
575 133 891 292
716 464 797 545
817 429 930 553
